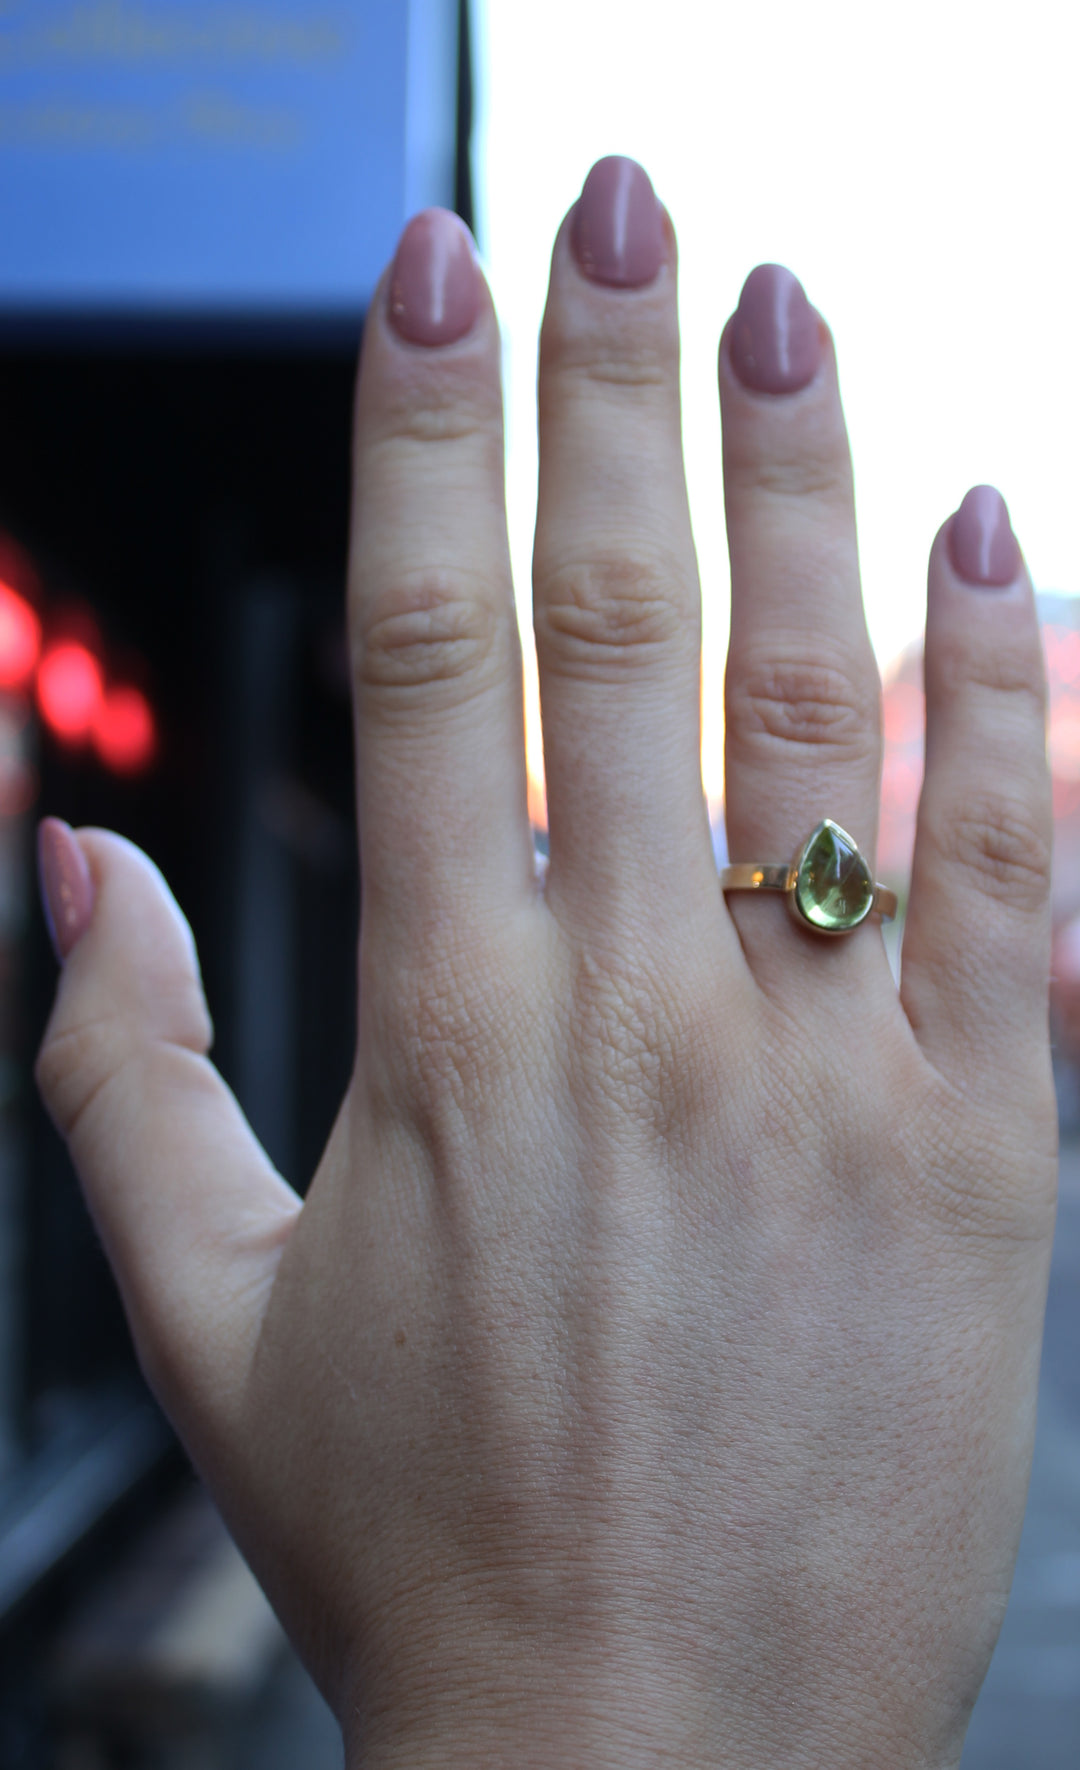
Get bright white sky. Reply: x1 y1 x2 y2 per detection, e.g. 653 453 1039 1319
471 0 1079 811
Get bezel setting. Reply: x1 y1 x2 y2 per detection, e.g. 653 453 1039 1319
789 818 876 935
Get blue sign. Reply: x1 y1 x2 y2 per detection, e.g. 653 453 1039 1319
0 0 460 316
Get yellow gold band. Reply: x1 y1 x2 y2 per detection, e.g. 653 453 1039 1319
719 862 897 922
719 821 896 936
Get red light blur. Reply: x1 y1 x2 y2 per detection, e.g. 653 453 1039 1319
91 685 156 774
36 642 104 742
0 579 42 691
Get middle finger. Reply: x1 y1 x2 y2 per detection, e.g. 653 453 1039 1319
533 158 720 937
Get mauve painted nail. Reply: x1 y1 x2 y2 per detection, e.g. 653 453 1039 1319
729 264 822 395
948 485 1022 588
38 818 94 961
388 209 480 347
571 156 664 289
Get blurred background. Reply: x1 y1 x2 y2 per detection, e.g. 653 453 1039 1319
0 2 1078 1765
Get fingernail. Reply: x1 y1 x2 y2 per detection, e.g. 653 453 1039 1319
948 485 1022 588
729 264 822 395
388 209 480 346
38 818 94 961
571 156 665 289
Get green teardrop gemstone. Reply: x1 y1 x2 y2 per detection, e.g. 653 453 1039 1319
793 820 874 932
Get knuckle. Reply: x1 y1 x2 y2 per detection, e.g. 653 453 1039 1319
726 647 880 761
548 348 671 397
939 796 1051 911
407 969 491 1109
542 305 677 396
536 552 695 678
146 971 214 1054
930 632 1047 717
35 1015 136 1144
567 944 706 1139
368 405 492 452
724 439 852 507
363 363 501 452
368 952 530 1156
353 571 500 699
918 1097 1058 1249
36 971 211 1146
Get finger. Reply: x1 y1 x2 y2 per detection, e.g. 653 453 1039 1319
901 489 1053 1104
349 209 533 956
35 821 299 1444
720 267 884 972
532 158 719 929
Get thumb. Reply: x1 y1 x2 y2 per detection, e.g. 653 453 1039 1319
35 819 299 1446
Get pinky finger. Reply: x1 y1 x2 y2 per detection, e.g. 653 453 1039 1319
901 488 1053 1107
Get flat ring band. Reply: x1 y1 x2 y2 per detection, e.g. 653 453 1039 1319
720 819 897 936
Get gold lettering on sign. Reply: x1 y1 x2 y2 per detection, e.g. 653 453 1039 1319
184 91 301 150
0 100 155 146
0 2 345 66
0 95 305 152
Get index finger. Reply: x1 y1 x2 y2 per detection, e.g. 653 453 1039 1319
349 210 535 956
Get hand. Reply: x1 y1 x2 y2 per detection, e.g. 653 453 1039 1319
35 157 1056 1770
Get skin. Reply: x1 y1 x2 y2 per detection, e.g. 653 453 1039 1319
36 180 1055 1770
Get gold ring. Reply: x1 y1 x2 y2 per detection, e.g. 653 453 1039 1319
719 819 897 936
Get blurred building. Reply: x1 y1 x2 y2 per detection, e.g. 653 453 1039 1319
0 3 471 1763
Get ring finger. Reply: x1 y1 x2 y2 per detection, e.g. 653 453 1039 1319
719 265 884 978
